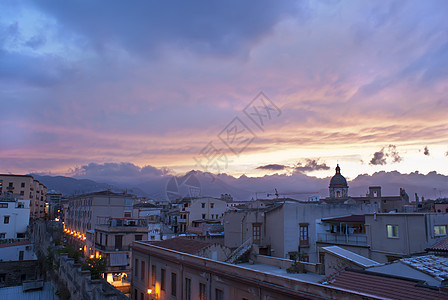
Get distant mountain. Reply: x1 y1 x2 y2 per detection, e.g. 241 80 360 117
30 175 115 196
31 169 448 201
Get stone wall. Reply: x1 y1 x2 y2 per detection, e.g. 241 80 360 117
0 260 39 287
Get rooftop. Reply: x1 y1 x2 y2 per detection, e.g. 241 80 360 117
427 236 448 252
146 237 214 255
321 215 365 223
400 255 448 282
322 269 448 300
322 246 380 268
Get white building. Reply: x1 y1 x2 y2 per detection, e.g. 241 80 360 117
0 241 37 261
0 195 30 240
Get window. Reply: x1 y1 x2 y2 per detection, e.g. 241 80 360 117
0 203 8 208
299 224 309 246
201 203 205 208
171 273 177 296
161 268 166 291
202 214 206 219
252 223 261 243
151 265 156 286
21 182 25 188
210 203 214 208
141 261 145 281
215 288 224 300
387 225 399 238
0 233 5 239
185 278 191 300
135 235 143 241
19 251 24 261
434 225 447 236
115 235 123 250
17 233 25 238
0 273 5 283
105 234 108 246
20 191 24 196
4 216 9 224
124 212 131 218
134 259 139 278
8 182 13 187
140 292 144 300
199 283 206 300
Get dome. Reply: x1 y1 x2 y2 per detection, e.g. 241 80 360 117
329 165 348 187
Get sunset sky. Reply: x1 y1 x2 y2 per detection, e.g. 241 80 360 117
1 0 447 181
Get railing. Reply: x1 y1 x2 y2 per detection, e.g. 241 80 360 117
226 237 253 264
317 233 368 246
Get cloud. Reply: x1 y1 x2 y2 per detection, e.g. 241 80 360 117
32 0 301 58
294 159 330 173
369 145 402 165
256 164 288 171
424 146 430 156
71 162 170 184
369 150 387 165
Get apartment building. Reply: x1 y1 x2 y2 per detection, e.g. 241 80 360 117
177 197 227 233
0 194 30 240
64 190 137 241
0 174 47 219
131 239 378 300
316 213 448 263
91 217 148 292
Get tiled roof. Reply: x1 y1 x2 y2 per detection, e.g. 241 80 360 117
0 240 32 248
322 215 365 223
323 269 448 300
149 237 214 255
401 255 448 281
427 236 448 252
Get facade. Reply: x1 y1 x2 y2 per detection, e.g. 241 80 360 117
92 217 148 290
64 190 137 239
0 174 47 219
0 241 37 261
131 239 380 300
0 194 30 240
366 213 448 262
316 212 448 263
224 202 377 262
177 197 227 233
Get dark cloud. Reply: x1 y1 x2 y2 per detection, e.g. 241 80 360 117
256 164 287 171
71 162 170 184
424 146 430 156
369 145 402 165
294 159 330 173
387 144 402 163
33 0 301 57
369 150 386 165
25 35 47 50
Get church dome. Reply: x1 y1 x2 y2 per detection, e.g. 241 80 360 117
329 165 348 187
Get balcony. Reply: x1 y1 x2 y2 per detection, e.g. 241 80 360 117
317 233 368 246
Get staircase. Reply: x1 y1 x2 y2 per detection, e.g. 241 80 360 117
225 237 253 264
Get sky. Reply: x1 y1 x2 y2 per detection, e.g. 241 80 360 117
1 0 448 182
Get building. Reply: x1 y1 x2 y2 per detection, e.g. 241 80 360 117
0 241 39 288
176 197 227 233
91 216 148 292
131 238 387 300
0 194 30 241
64 190 137 242
323 165 410 212
366 213 448 262
224 201 377 262
46 190 63 220
0 174 47 219
316 212 448 263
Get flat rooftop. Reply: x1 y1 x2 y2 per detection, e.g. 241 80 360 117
237 262 324 283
